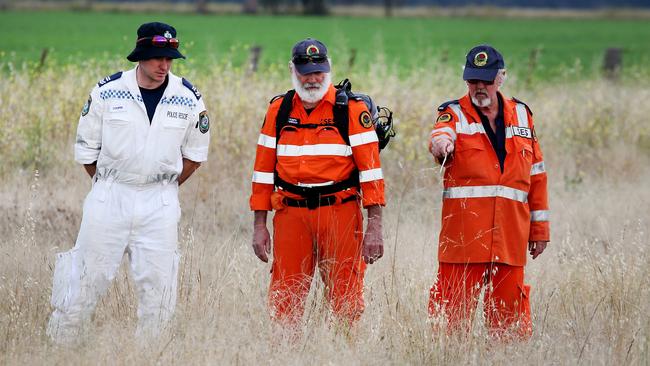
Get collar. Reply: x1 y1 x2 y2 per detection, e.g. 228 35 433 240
472 92 504 123
460 91 514 123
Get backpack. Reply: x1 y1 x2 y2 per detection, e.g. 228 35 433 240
272 79 395 198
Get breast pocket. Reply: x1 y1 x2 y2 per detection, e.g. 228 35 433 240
451 137 489 180
102 116 135 160
159 118 188 165
315 125 345 144
515 141 534 184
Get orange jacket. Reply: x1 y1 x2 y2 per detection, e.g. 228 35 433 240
250 85 385 211
429 93 549 266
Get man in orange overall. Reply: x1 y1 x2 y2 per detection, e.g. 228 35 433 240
250 39 385 327
428 45 550 338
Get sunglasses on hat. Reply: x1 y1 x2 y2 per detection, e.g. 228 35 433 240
467 79 495 85
292 54 328 65
137 35 180 49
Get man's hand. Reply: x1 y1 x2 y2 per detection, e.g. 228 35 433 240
363 205 383 264
83 162 97 178
252 211 271 263
529 241 548 259
178 158 201 186
430 137 454 160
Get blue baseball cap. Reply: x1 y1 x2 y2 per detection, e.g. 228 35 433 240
291 38 330 75
462 44 505 82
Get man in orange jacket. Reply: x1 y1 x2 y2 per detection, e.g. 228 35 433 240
428 45 550 338
250 38 385 327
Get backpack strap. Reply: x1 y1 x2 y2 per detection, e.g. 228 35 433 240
333 87 351 145
275 89 296 139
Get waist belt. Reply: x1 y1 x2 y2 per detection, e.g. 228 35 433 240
95 168 178 185
283 195 357 210
275 172 360 197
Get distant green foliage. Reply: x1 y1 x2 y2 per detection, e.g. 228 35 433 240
1 10 650 80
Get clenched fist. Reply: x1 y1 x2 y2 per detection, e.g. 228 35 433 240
430 137 454 160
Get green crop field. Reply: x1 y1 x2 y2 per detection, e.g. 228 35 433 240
1 10 649 80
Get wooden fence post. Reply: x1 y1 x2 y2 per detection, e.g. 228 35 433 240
603 47 622 80
249 45 262 73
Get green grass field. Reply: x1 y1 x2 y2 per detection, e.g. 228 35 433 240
1 10 649 80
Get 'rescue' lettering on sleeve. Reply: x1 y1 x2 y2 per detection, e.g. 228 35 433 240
97 71 123 87
182 78 202 100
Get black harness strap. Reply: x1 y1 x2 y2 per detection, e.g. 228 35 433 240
275 89 296 138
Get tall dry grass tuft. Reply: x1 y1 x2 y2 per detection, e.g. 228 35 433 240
0 60 649 365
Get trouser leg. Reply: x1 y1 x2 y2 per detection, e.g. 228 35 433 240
129 183 180 338
269 206 316 326
47 180 130 343
315 200 365 324
483 264 532 339
428 263 486 332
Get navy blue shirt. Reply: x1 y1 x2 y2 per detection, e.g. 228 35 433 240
139 76 168 123
474 94 506 172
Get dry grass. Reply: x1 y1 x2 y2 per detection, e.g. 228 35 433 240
1 61 649 365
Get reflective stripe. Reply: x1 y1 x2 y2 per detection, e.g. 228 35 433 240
276 144 352 157
349 131 379 147
442 185 528 203
359 168 383 183
297 180 334 187
432 126 457 142
515 104 529 128
531 161 546 176
456 121 486 136
252 171 274 184
530 210 550 222
257 134 276 149
449 104 470 133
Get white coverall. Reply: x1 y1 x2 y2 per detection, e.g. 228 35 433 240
47 67 210 342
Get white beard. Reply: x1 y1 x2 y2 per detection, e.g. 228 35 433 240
471 95 492 108
291 71 331 104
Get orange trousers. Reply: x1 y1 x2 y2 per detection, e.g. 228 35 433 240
428 262 532 338
269 199 366 326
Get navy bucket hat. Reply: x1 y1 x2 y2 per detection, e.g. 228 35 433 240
291 38 330 75
127 22 185 62
462 44 505 82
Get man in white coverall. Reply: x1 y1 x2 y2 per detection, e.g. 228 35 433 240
47 22 210 343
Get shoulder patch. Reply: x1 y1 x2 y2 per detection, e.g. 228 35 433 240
359 111 373 128
182 78 202 100
436 112 452 123
97 71 123 87
512 97 533 116
269 93 285 104
437 99 459 111
197 110 209 134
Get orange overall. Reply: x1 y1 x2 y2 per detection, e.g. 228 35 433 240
428 93 549 336
250 85 385 325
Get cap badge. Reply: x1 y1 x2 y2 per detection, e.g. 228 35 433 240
306 45 319 56
164 31 172 39
474 51 488 67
